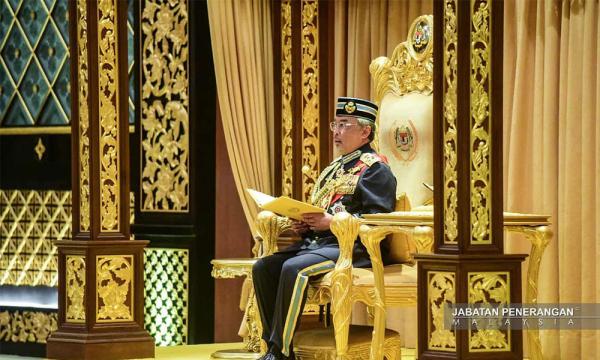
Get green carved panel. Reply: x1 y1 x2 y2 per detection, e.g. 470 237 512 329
0 0 135 131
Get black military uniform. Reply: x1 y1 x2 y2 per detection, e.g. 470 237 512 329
252 98 397 359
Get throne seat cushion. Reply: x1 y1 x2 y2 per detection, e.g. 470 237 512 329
312 263 417 288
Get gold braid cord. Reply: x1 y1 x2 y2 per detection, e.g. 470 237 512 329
329 213 359 358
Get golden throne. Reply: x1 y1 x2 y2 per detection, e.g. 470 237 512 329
213 14 552 360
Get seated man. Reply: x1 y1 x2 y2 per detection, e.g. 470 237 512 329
252 97 397 360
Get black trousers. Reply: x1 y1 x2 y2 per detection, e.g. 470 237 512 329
252 251 335 356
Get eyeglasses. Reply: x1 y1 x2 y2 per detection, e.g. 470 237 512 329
329 121 358 131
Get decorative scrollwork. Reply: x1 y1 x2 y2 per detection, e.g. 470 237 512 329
96 255 133 322
301 0 319 203
66 256 86 322
470 0 492 244
468 271 510 351
140 0 189 212
443 0 458 244
78 0 91 232
255 211 291 257
370 15 433 104
97 0 120 231
428 271 456 351
0 310 58 344
329 213 360 358
281 0 293 198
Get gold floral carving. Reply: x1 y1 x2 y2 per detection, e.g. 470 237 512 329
428 271 456 351
78 0 91 232
96 255 134 322
97 0 120 231
140 0 190 212
66 256 86 322
301 0 319 203
281 0 293 197
370 15 433 104
0 310 58 344
443 0 458 244
470 0 492 244
468 272 510 352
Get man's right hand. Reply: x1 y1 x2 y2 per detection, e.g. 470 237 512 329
291 220 310 236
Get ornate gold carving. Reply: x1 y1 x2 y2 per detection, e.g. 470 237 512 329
255 211 291 257
300 0 319 203
470 0 492 244
144 248 189 345
281 0 293 197
34 138 46 160
413 225 434 254
505 225 552 360
370 15 434 104
358 224 405 360
443 0 458 244
66 256 86 323
0 190 68 287
96 255 134 322
468 271 510 352
140 0 190 212
329 212 360 358
428 271 456 351
97 0 120 231
0 310 58 344
78 0 91 232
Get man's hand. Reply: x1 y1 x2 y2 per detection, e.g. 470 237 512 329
291 220 311 236
302 212 333 231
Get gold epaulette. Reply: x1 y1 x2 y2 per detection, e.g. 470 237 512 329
360 153 381 167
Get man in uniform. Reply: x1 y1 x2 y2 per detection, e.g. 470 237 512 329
252 97 397 360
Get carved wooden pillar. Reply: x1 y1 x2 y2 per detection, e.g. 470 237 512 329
415 1 525 359
273 0 334 200
47 0 154 358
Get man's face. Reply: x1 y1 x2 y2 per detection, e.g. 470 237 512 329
331 116 371 155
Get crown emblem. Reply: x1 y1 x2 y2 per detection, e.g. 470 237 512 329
344 101 356 114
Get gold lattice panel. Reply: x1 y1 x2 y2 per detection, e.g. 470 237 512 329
144 248 188 346
0 190 70 286
0 189 135 287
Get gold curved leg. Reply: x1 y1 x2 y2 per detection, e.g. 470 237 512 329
507 225 552 360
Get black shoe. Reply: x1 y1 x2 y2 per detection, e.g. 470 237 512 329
257 351 282 360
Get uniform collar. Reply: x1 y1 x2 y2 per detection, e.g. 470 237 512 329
339 143 373 165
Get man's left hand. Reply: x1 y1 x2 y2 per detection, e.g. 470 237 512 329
302 212 333 231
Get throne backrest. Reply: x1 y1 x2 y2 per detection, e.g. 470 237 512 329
369 15 433 263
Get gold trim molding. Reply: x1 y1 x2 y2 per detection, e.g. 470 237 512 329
300 0 320 203
140 0 190 213
470 0 492 244
96 255 134 322
97 0 121 232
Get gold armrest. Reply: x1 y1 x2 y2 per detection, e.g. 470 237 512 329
255 211 291 257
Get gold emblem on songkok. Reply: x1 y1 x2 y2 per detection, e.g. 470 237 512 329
344 101 356 114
